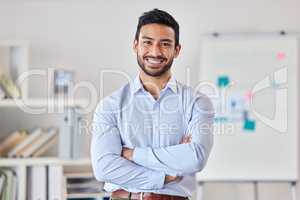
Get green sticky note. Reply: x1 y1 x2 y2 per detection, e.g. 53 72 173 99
217 76 230 87
243 119 256 131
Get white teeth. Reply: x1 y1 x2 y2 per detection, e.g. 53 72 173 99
146 58 163 64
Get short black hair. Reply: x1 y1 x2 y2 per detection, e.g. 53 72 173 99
135 9 180 47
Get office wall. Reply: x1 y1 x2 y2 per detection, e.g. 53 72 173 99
0 0 207 101
1 0 300 100
0 0 299 199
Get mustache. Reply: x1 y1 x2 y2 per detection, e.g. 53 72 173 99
143 56 167 60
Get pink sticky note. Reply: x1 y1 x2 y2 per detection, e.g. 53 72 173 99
276 52 286 60
245 91 253 101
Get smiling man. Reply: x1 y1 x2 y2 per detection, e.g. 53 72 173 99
91 9 214 200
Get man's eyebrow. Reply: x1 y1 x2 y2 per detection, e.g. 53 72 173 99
141 36 154 40
160 39 173 43
141 37 173 42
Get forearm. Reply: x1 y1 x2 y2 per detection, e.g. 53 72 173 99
121 147 182 184
92 151 165 190
91 117 165 190
130 96 215 176
132 142 209 176
121 133 212 176
124 117 214 176
122 143 192 176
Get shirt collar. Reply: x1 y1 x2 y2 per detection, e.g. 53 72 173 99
132 74 178 94
132 75 144 94
165 75 178 94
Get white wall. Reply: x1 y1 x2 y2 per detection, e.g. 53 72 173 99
0 0 207 101
0 0 300 199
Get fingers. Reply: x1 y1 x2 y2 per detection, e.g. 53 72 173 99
180 134 192 144
176 176 183 182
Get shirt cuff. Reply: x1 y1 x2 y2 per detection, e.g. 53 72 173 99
132 147 150 166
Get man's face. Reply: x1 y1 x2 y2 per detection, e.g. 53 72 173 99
133 23 181 77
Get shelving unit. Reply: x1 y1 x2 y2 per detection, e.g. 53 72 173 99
0 104 96 199
0 40 101 200
0 102 98 199
0 100 98 199
0 159 93 200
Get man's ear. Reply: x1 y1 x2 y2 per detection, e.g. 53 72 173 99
133 39 138 53
174 44 181 58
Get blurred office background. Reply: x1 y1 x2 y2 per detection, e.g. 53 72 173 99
0 0 299 200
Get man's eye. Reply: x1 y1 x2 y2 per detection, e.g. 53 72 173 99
162 42 171 47
143 41 152 45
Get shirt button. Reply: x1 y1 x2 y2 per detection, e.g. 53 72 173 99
153 102 159 110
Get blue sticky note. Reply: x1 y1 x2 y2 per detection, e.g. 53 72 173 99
231 100 236 108
217 76 230 87
243 111 249 120
243 119 256 131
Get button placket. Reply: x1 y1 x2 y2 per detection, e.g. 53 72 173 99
152 101 160 147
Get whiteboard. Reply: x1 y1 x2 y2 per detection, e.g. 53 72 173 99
197 35 299 181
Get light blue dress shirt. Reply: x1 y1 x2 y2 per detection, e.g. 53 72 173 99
91 75 214 197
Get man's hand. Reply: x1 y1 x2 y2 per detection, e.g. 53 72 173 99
162 135 192 184
180 134 192 144
121 147 134 161
164 175 183 184
163 135 192 184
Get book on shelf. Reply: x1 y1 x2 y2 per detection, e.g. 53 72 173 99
0 130 27 156
32 133 58 157
59 108 73 159
66 172 105 198
0 174 4 195
72 107 87 159
28 165 65 200
5 127 58 158
0 168 17 200
64 172 94 179
20 128 58 158
59 107 86 159
0 172 5 199
67 179 102 190
27 165 47 200
8 128 43 157
48 165 65 200
28 165 104 200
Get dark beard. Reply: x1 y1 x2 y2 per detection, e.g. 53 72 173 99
137 55 173 77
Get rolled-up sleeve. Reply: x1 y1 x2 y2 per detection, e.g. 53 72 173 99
132 94 214 176
91 101 166 190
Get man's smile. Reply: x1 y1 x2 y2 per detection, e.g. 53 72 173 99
144 57 166 67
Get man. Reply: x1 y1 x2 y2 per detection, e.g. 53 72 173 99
91 9 214 200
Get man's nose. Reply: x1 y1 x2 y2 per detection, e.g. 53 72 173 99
149 44 163 57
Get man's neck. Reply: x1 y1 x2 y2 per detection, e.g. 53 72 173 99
139 70 171 99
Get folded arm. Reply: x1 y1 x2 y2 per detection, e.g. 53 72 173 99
126 94 215 176
91 102 166 190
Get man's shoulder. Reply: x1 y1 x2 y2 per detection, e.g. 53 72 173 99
177 81 214 110
104 82 131 101
95 82 132 113
177 81 206 99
